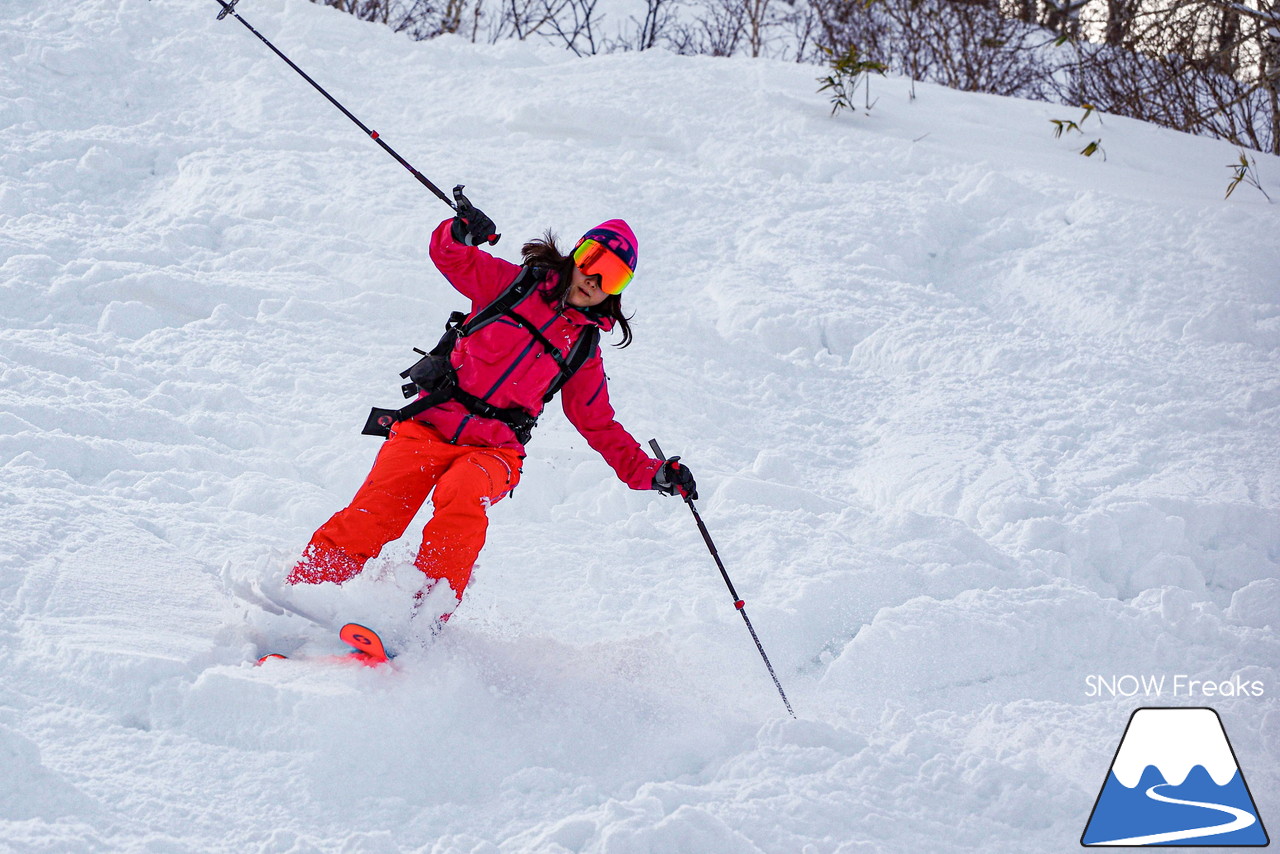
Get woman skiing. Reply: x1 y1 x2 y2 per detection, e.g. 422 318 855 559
286 187 698 628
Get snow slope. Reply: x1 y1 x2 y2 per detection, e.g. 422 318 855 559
1 0 1278 850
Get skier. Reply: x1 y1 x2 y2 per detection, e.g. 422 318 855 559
285 188 698 629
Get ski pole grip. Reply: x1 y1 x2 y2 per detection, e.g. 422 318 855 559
650 438 692 503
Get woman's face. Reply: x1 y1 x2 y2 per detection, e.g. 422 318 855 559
567 264 609 308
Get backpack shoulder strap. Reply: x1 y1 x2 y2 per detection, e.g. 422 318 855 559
543 325 600 403
450 264 599 402
460 265 573 374
459 266 539 336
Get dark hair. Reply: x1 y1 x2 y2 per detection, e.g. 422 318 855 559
522 230 634 348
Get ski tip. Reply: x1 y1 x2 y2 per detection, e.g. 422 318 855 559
339 622 392 662
256 653 288 666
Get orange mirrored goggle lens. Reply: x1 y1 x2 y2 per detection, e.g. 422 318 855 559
572 239 633 295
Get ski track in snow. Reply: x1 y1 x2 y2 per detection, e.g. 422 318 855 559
1 0 1278 851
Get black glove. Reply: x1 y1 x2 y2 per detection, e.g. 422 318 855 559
450 185 500 247
653 456 698 500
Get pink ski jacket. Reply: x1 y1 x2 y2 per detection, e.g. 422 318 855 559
420 217 663 491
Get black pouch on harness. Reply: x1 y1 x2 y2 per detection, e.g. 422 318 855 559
400 310 467 398
361 311 466 438
360 376 455 438
361 407 400 439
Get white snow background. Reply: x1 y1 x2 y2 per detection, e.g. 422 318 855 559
2 0 1278 851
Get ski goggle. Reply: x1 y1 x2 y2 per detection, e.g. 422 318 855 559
572 239 633 295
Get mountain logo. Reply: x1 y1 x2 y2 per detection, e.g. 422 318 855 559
1081 707 1269 847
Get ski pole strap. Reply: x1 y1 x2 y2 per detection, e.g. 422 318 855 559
212 0 455 210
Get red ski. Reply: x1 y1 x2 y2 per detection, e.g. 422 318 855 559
255 623 395 666
339 622 394 663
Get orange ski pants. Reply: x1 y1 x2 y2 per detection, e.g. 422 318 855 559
287 420 522 602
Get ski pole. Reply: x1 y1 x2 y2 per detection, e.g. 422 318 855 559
211 0 456 210
650 439 795 718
